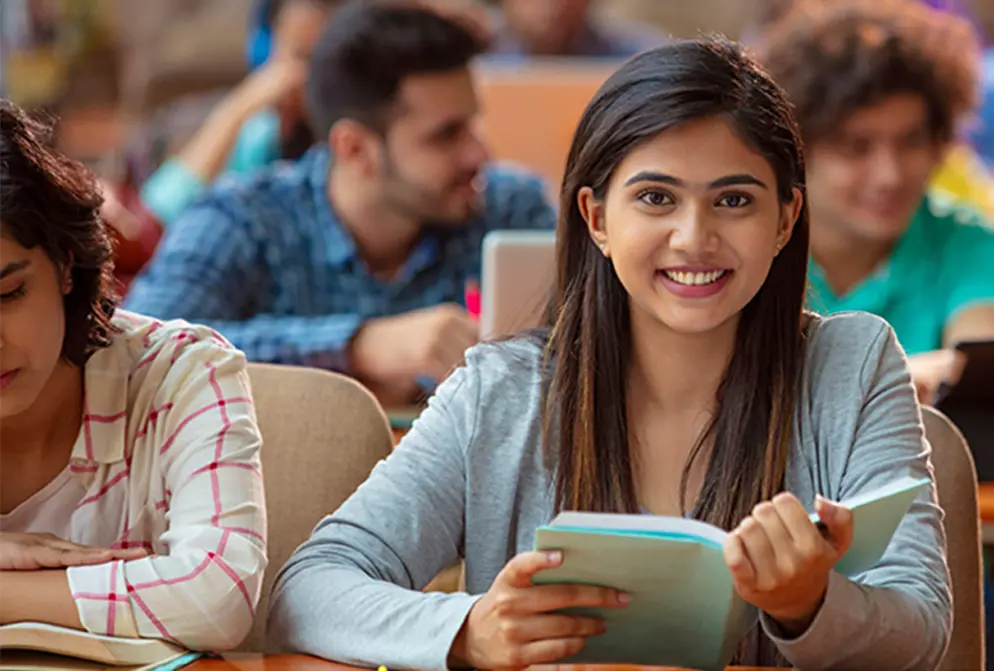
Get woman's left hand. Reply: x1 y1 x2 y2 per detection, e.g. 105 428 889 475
723 492 854 635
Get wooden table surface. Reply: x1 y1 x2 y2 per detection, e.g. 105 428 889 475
190 655 789 671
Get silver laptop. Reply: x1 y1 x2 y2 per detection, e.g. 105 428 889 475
480 230 557 339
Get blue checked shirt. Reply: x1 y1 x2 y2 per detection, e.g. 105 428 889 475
124 147 556 371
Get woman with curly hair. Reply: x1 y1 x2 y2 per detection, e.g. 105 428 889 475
0 101 266 652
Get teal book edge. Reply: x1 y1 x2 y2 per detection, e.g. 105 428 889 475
153 652 202 671
532 475 930 670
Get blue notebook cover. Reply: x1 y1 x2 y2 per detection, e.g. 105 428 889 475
532 475 929 670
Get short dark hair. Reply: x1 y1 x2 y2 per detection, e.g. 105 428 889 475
0 101 117 366
304 0 487 138
760 0 980 144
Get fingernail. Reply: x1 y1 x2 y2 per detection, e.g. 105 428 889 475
617 592 630 605
546 551 562 564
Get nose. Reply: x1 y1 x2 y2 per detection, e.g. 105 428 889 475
869 147 903 189
464 126 490 171
668 204 719 255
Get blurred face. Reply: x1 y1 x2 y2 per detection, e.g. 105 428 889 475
805 94 942 245
0 235 68 419
581 116 801 336
502 0 591 54
378 68 490 225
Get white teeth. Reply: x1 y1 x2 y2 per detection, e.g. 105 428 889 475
662 269 727 286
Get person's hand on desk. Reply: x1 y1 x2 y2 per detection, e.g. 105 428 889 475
723 493 854 638
0 531 148 571
906 349 967 405
449 550 629 670
349 304 479 402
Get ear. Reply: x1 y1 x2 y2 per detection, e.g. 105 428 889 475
775 187 803 254
328 120 381 178
577 186 610 257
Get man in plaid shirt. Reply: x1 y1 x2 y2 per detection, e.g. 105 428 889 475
126 2 557 404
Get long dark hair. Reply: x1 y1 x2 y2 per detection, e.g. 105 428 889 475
543 38 809 528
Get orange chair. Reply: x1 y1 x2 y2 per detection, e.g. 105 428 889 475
474 60 619 193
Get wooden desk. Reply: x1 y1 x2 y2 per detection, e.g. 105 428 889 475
190 655 788 671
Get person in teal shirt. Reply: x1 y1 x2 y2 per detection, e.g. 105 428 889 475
761 0 994 402
140 0 341 227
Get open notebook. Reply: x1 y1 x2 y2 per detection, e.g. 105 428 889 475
533 475 930 670
0 623 200 670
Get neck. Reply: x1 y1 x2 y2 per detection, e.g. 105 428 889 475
810 219 895 297
329 164 422 277
627 308 737 416
0 361 84 462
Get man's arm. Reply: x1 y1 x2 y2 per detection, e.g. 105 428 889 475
0 571 82 628
944 303 994 345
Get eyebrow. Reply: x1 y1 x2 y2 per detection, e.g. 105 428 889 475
622 171 769 190
0 260 30 279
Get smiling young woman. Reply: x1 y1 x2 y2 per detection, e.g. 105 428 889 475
268 40 949 670
0 101 266 652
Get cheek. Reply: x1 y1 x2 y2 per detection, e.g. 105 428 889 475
5 291 66 373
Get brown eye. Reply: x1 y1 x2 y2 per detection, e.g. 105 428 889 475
637 189 673 207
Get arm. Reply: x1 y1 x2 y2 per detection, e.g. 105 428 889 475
66 340 267 651
267 363 481 670
123 202 362 369
0 571 81 629
943 216 994 345
763 323 951 670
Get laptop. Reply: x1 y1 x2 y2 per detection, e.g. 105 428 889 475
480 230 556 339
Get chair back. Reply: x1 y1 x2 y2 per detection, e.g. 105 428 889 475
922 405 985 670
240 364 393 652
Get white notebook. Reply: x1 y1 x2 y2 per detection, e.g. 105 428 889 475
0 623 198 670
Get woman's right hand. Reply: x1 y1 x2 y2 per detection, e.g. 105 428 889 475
228 57 308 119
0 532 148 571
449 550 629 670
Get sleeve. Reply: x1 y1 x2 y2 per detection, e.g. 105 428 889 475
761 323 952 670
944 214 994 320
139 160 209 228
224 110 281 176
123 201 362 369
267 362 483 671
67 338 267 651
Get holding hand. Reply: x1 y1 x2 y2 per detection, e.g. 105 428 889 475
0 532 148 571
723 493 853 635
449 550 628 671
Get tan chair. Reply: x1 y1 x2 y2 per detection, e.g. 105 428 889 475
239 363 393 652
922 406 985 671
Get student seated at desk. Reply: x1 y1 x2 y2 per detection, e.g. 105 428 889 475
140 0 342 228
760 0 994 403
0 102 266 651
267 40 950 670
125 1 557 407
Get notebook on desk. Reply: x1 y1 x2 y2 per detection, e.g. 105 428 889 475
533 476 930 670
0 623 200 670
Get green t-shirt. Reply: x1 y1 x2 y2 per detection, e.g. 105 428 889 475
807 195 994 355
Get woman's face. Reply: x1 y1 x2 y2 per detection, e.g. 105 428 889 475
580 116 801 337
0 235 68 418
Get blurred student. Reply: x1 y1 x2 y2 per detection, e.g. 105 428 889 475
139 0 342 227
124 1 556 406
761 0 994 403
490 0 665 58
0 102 266 650
268 40 949 670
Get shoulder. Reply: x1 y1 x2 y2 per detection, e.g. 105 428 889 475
919 195 994 256
802 311 905 399
482 163 556 228
109 310 247 388
185 148 326 229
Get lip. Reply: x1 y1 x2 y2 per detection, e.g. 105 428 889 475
656 269 734 299
0 369 19 390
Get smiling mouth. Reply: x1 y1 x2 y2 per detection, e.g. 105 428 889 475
659 269 731 286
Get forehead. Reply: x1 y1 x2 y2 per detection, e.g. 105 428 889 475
836 94 929 136
0 233 40 264
392 69 478 129
611 116 777 187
